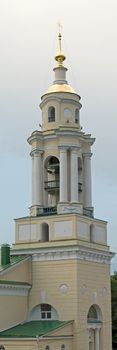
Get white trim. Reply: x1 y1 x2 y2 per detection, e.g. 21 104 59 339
87 324 101 330
0 284 31 296
0 336 73 341
11 246 114 265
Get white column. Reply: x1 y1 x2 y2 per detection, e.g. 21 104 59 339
70 147 79 202
83 153 92 208
59 146 68 202
95 328 100 350
31 149 42 206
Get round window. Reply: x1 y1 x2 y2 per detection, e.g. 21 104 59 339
64 108 72 118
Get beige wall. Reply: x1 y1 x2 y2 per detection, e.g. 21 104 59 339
28 258 112 350
14 213 107 247
0 258 31 284
29 259 78 322
76 260 112 350
0 338 73 350
0 295 28 330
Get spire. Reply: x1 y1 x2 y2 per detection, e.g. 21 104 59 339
42 29 80 97
55 29 66 66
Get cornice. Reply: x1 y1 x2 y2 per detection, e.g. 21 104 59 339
30 149 43 157
56 130 84 137
0 283 31 296
11 245 114 265
40 95 62 108
0 335 73 341
27 132 43 145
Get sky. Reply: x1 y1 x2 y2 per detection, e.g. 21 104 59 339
0 0 117 271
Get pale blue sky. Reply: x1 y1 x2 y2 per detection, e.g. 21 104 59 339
0 0 117 271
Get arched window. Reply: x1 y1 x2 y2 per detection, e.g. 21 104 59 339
90 224 95 242
28 303 59 321
48 107 55 122
75 108 79 123
40 223 49 242
87 305 102 323
44 155 60 207
41 304 51 319
61 345 65 350
87 305 102 350
87 306 98 322
45 346 50 350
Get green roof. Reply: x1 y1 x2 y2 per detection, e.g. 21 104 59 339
0 255 29 272
0 280 31 287
0 320 72 338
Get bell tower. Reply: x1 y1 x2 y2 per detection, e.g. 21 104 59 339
28 32 95 218
12 32 113 350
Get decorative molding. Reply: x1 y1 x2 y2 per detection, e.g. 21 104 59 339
0 284 31 296
0 336 73 341
80 284 87 295
57 203 82 215
32 249 113 264
87 324 102 330
30 149 43 157
82 152 92 158
59 284 69 294
27 133 43 145
11 245 114 265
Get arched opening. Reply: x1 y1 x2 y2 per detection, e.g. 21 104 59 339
40 223 49 242
61 345 65 350
90 224 95 242
78 157 83 202
45 346 50 350
88 305 98 322
28 303 59 321
0 346 5 350
87 305 102 350
75 108 79 123
44 156 60 207
48 106 55 122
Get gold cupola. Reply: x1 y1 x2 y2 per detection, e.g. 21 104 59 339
43 31 80 97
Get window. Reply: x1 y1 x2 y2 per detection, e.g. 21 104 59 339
0 346 5 350
40 223 49 242
48 107 55 122
87 306 98 322
45 346 50 350
61 345 65 350
41 304 51 319
90 224 94 242
75 108 79 123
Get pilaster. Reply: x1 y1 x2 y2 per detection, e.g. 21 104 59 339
30 149 43 216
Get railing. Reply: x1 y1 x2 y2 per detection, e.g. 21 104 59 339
83 208 94 218
45 181 82 191
37 206 57 216
44 180 59 190
78 182 82 191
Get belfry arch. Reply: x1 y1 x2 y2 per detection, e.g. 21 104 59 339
78 157 83 202
44 156 60 207
87 305 102 350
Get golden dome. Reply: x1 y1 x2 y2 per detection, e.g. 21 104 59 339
42 31 80 99
45 83 77 95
